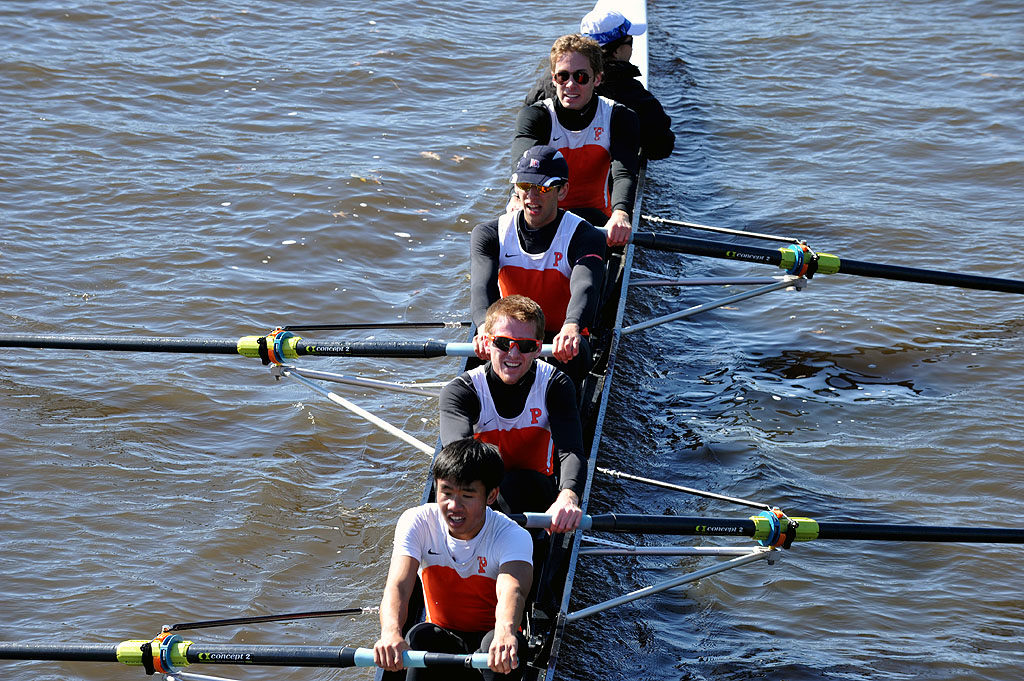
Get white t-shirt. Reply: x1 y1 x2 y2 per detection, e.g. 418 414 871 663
393 504 533 632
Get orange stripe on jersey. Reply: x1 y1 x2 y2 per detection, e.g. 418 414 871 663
497 266 571 332
559 144 611 214
421 564 497 632
475 425 554 476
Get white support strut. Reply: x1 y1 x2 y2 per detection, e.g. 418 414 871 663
279 367 435 456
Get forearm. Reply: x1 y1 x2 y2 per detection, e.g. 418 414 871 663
564 261 604 328
378 584 408 640
494 576 527 635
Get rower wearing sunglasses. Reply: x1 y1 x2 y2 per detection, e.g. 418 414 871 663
513 33 641 247
470 145 606 388
440 295 586 534
524 8 675 162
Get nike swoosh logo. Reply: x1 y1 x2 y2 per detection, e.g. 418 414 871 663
427 549 439 555
552 136 562 141
504 252 518 258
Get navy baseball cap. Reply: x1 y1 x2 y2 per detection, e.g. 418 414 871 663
511 145 569 187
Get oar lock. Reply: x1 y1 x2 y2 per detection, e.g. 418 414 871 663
123 630 189 675
778 241 841 279
238 327 303 365
751 507 819 549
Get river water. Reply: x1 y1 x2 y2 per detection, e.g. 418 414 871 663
1 1 1021 680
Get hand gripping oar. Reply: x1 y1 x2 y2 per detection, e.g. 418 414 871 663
629 231 1024 295
515 512 1024 546
0 330 555 361
0 640 489 671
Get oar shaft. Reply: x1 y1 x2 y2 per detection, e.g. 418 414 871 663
284 322 470 331
630 231 1024 294
167 607 376 632
815 522 1024 543
517 513 1024 544
0 334 239 354
293 340 474 358
0 643 118 662
0 642 489 669
0 334 484 359
836 258 1024 294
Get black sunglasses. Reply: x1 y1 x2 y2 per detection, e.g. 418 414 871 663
553 69 592 86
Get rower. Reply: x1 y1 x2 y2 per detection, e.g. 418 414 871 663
512 33 641 247
441 295 586 534
471 145 606 386
374 438 533 681
524 7 674 162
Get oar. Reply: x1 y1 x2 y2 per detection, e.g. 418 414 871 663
0 640 489 670
284 321 471 331
165 606 379 632
630 231 1024 295
0 333 553 360
516 512 1024 545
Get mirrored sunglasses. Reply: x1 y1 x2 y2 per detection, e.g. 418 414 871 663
515 182 560 194
489 335 541 353
553 69 592 85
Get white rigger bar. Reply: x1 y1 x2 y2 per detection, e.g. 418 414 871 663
273 365 444 398
622 276 804 334
277 367 434 456
580 545 766 557
628 271 782 288
566 547 774 622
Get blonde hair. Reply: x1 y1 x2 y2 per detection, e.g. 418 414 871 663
483 295 545 340
549 34 604 75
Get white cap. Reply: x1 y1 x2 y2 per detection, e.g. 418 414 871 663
580 9 647 46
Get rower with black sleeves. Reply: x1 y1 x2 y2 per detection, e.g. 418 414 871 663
524 6 674 161
513 34 640 247
471 145 606 387
441 296 586 534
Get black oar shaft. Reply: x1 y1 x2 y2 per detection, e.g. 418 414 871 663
0 641 487 669
631 232 783 267
586 514 757 537
631 231 1024 294
294 340 454 358
0 334 475 360
168 607 374 632
815 522 1024 543
836 258 1024 294
520 513 1024 545
0 334 239 354
0 643 118 662
284 322 470 331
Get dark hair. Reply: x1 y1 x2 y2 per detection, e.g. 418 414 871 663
432 438 505 493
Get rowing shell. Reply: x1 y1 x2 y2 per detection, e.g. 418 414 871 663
377 1 651 678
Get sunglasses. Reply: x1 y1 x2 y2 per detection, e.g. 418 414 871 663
489 335 541 353
553 69 592 86
515 182 561 194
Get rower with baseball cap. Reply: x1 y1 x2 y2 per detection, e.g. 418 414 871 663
468 144 607 387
